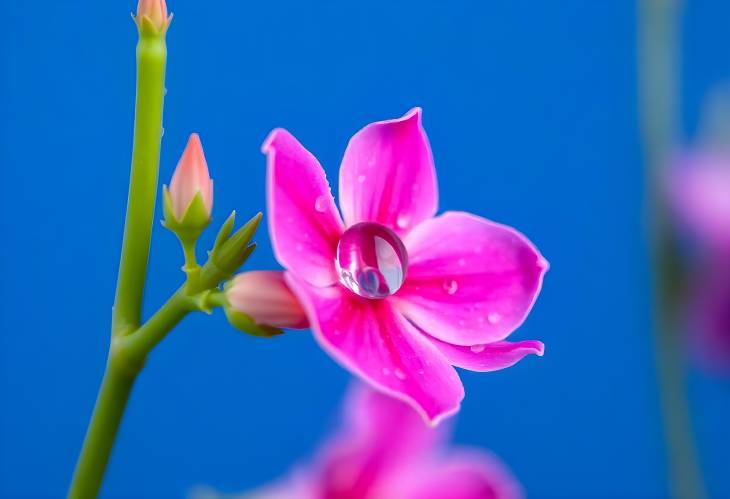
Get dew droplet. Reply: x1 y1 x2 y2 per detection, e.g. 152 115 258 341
357 174 366 183
442 279 458 295
417 369 425 375
336 222 408 299
458 257 466 267
394 368 406 380
470 344 486 353
382 367 391 376
314 195 327 213
487 312 502 324
396 213 410 229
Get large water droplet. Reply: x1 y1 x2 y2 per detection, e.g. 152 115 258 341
487 312 502 324
470 344 486 353
336 222 408 299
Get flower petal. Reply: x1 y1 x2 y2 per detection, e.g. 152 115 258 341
429 338 544 372
311 385 448 498
393 211 548 346
339 108 438 234
263 129 344 287
285 274 464 424
393 450 524 499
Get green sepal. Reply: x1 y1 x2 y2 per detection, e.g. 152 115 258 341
162 187 211 244
213 211 237 253
223 306 284 338
213 212 262 271
199 213 261 289
135 14 170 39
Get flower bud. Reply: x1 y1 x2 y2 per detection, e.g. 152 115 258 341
136 0 170 32
163 134 214 239
169 133 213 219
226 271 308 330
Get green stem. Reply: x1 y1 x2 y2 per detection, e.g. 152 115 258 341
117 288 195 363
68 361 136 499
68 289 195 499
69 24 168 499
638 1 707 498
112 30 167 335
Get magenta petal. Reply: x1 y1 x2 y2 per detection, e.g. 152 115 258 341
393 211 548 346
285 274 464 424
394 450 524 499
263 129 345 287
339 108 438 234
430 338 544 372
312 385 447 498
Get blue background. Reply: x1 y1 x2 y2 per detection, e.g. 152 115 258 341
1 1 729 497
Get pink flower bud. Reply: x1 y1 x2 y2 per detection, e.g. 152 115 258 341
226 271 308 329
169 133 213 221
136 0 169 31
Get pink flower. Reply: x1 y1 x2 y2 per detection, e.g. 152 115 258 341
136 0 170 32
668 152 730 371
168 133 214 222
667 152 730 251
263 108 547 423
226 271 308 329
246 385 524 499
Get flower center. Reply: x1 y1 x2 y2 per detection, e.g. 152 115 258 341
335 222 408 299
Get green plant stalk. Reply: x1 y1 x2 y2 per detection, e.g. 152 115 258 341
112 29 167 335
638 1 706 498
68 289 196 499
69 26 168 499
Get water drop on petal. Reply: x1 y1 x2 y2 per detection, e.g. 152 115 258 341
314 195 327 213
336 222 408 299
470 344 486 353
487 312 502 324
443 279 458 295
357 174 366 183
396 213 410 229
394 368 406 380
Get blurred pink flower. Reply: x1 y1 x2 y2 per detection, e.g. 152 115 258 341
263 108 547 423
668 152 730 371
249 385 523 499
668 153 730 250
169 133 214 221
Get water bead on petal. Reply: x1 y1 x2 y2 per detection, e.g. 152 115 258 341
336 222 408 299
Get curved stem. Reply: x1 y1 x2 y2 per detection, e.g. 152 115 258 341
638 1 707 498
68 287 195 499
117 288 195 363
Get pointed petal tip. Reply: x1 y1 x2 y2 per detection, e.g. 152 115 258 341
261 128 290 154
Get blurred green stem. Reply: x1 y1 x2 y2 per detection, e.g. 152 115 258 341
638 1 706 498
